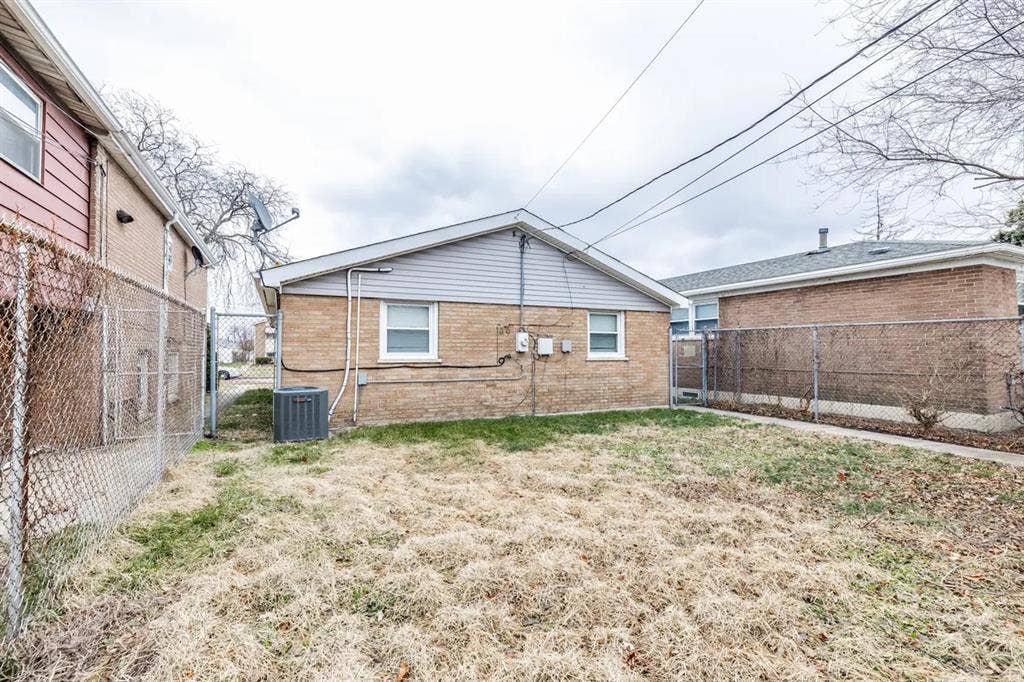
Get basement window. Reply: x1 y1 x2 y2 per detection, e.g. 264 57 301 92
380 301 438 362
588 311 625 359
0 62 41 180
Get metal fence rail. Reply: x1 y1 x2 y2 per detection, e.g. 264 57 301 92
0 224 204 644
672 317 1024 445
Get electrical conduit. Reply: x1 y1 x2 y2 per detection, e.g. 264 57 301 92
327 266 391 420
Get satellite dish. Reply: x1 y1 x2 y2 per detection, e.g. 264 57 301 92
249 194 274 234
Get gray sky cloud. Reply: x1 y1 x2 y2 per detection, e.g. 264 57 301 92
36 0 872 282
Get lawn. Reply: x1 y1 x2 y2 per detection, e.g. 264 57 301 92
8 409 1024 680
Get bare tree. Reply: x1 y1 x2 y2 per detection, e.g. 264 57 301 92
105 89 293 305
799 0 1024 238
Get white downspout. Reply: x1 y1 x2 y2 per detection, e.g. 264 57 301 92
327 266 392 420
352 273 363 424
155 215 174 472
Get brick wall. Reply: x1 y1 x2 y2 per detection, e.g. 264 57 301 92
99 159 207 306
279 294 669 426
672 266 1021 418
719 264 1017 327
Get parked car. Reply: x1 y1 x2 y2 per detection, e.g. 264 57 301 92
217 367 241 380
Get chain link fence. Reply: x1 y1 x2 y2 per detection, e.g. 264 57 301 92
672 318 1024 452
208 310 276 438
0 223 204 644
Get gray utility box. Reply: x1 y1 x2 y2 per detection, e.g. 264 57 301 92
273 386 329 442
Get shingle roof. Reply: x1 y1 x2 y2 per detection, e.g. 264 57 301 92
661 240 986 293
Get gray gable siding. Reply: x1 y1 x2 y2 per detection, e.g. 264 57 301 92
282 229 667 312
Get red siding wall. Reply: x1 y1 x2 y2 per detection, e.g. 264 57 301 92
0 42 91 250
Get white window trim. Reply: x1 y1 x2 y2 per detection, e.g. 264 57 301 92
689 298 719 336
587 310 627 361
379 300 439 362
0 60 42 182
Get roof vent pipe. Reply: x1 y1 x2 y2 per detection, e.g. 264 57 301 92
818 227 829 250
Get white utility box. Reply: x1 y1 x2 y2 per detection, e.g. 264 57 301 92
537 337 553 356
515 331 529 353
561 340 572 353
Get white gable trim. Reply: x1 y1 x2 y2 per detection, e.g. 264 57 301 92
676 243 1024 298
260 210 682 307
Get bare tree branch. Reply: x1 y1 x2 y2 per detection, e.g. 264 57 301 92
104 88 294 306
798 0 1024 237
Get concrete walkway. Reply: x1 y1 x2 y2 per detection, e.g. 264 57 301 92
681 406 1024 468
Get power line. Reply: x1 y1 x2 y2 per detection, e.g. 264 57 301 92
590 0 966 246
522 0 706 209
555 0 947 229
589 17 1024 247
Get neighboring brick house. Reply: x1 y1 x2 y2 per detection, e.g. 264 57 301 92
256 210 680 427
662 229 1024 430
0 0 213 446
0 0 212 297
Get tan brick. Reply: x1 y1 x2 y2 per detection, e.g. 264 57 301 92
279 295 669 427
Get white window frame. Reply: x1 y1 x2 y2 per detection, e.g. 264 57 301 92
379 300 439 362
0 60 42 181
587 310 626 360
689 299 719 335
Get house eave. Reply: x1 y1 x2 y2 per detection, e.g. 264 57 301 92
3 0 215 265
261 209 683 308
676 243 1024 299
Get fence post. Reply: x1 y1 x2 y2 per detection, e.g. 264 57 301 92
155 296 167 475
701 329 709 407
209 308 218 437
733 331 741 401
811 325 820 421
1018 317 1024 374
199 309 207 439
100 302 109 446
5 243 30 640
274 309 283 391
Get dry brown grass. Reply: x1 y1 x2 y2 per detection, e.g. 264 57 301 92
8 415 1024 680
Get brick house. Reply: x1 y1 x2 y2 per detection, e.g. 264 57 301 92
0 0 212 447
256 210 680 427
664 229 1022 332
0 0 212 295
662 229 1024 430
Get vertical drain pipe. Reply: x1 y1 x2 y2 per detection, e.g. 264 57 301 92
352 273 364 424
328 267 391 421
155 216 174 473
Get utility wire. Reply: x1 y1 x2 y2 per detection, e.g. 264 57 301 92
590 0 965 246
555 0 947 228
589 18 1024 247
522 0 706 209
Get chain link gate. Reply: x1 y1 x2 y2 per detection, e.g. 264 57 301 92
670 332 705 405
208 309 280 437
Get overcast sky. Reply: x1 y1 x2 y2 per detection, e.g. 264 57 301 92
36 0 869 280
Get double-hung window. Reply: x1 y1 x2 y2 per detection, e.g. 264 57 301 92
0 63 42 180
693 301 719 332
380 301 438 361
588 311 625 359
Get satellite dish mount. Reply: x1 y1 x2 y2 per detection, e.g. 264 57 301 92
249 193 301 236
